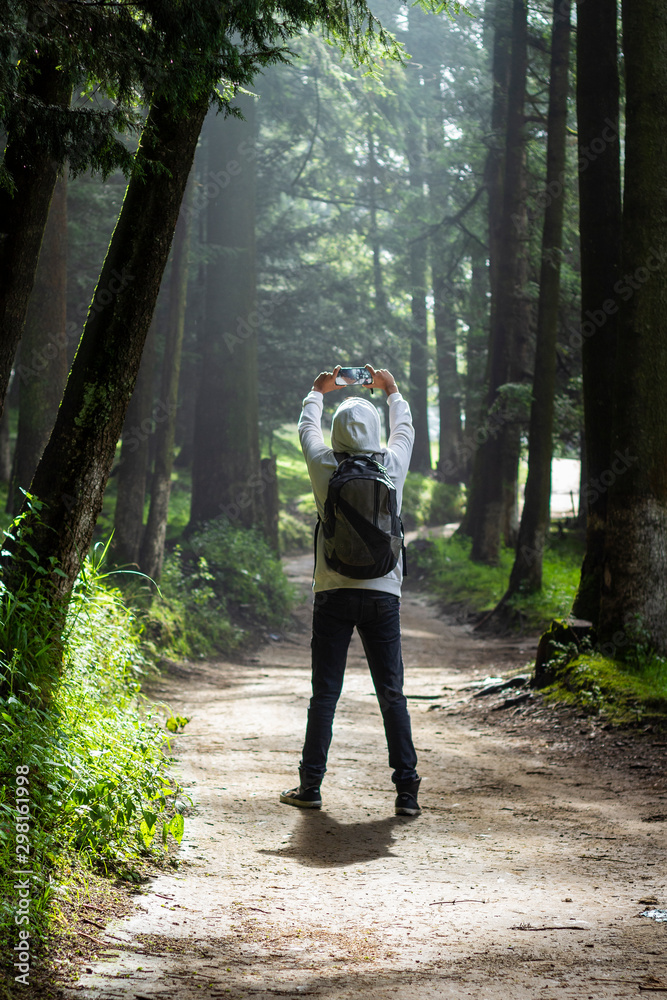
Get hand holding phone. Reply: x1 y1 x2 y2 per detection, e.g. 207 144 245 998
335 366 374 386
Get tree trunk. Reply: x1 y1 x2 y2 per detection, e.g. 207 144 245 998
571 0 622 625
434 296 462 485
427 70 462 485
407 132 432 474
505 0 571 595
405 10 432 474
140 176 194 581
3 93 210 596
485 0 513 308
597 0 667 655
368 126 388 318
0 404 11 484
8 175 69 514
459 0 511 534
260 456 280 553
111 319 157 567
189 98 261 530
0 61 72 419
468 0 529 565
458 254 489 490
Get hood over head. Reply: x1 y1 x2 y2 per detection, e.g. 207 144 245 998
330 396 382 455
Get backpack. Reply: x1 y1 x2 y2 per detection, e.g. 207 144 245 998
318 452 406 580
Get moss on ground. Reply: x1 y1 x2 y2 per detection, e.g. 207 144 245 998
542 653 667 728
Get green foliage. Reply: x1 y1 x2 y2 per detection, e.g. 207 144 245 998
541 649 667 727
411 531 581 630
189 518 294 627
279 510 314 553
0 558 185 953
143 548 242 660
401 474 464 531
145 520 295 660
537 616 667 726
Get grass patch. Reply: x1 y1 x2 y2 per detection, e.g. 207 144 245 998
410 530 582 631
0 554 185 974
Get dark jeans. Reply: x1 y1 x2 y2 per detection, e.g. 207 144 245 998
300 588 419 789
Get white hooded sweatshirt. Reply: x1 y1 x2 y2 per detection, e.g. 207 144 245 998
298 390 415 595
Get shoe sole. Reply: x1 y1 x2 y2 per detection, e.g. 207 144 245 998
395 806 421 816
279 793 322 809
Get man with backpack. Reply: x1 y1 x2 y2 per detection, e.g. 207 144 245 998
280 364 421 816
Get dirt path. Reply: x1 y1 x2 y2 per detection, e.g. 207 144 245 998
62 554 667 999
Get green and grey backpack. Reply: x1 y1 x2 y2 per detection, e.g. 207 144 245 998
317 452 406 579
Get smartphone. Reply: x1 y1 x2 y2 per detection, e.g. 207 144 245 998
335 366 373 386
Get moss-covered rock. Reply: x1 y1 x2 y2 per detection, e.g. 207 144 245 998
534 617 594 688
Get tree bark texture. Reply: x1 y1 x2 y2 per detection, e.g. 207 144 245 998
506 0 571 595
140 176 194 581
597 0 667 655
189 98 261 529
0 61 72 419
571 0 622 625
485 0 513 309
468 0 529 564
0 404 11 484
4 94 210 595
8 175 69 515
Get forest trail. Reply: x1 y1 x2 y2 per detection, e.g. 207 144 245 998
60 553 667 999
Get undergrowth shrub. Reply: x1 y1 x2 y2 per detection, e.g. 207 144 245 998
410 531 581 630
0 551 185 956
145 518 295 659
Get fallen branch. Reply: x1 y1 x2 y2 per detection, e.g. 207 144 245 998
82 917 106 930
510 924 588 931
430 898 486 906
78 931 106 947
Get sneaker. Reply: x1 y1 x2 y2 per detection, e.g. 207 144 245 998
279 785 322 809
395 778 421 816
395 790 421 816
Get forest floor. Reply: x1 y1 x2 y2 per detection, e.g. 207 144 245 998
49 552 667 999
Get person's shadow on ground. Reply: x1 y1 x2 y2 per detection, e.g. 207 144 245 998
258 810 413 867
